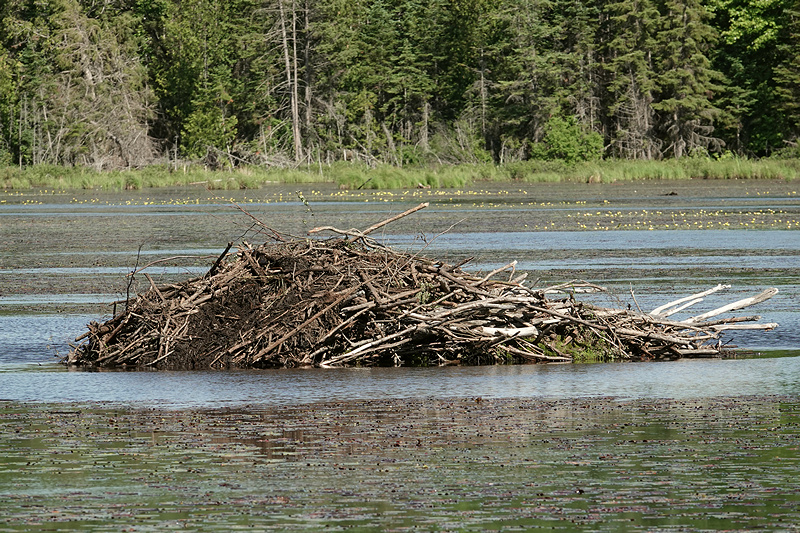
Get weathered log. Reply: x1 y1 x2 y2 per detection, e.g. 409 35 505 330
650 284 730 317
686 288 779 323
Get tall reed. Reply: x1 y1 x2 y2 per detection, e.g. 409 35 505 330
2 158 798 191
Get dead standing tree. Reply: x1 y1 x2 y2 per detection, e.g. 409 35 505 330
67 204 778 369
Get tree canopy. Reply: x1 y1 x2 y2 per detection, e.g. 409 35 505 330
0 0 797 170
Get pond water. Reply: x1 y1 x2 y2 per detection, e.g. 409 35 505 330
2 356 800 408
2 179 800 531
1 179 799 405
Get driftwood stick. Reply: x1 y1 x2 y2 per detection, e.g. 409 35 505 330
205 242 234 279
447 256 474 271
710 322 779 331
501 344 572 362
539 280 606 295
650 284 730 316
321 325 419 366
693 315 761 326
356 202 429 239
686 288 779 323
143 273 166 303
429 299 513 321
479 325 539 337
673 348 722 357
306 226 368 239
471 261 518 286
659 298 703 317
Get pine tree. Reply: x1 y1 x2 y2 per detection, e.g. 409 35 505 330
145 0 246 164
652 0 725 158
553 0 602 131
774 0 800 143
603 0 661 159
709 0 787 154
0 0 153 168
491 0 563 155
0 45 16 165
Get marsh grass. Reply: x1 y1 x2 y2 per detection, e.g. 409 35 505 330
536 330 620 363
2 157 799 191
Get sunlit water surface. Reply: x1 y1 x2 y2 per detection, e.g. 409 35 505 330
2 182 800 532
2 357 800 408
2 182 799 406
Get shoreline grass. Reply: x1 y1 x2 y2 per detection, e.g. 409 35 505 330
2 157 799 191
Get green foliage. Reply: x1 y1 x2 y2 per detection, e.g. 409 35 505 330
542 333 619 363
653 0 726 158
0 48 14 166
709 0 792 154
531 116 604 163
774 0 800 140
603 0 660 159
1 0 799 168
181 103 238 163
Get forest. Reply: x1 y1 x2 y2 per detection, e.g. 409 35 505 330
1 0 799 172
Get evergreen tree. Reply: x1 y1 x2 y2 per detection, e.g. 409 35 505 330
0 45 16 165
553 0 602 131
603 0 660 159
491 0 564 159
653 0 725 158
1 0 798 169
145 0 252 164
0 0 153 168
709 0 787 154
774 0 800 144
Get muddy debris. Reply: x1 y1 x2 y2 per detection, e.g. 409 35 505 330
66 203 779 369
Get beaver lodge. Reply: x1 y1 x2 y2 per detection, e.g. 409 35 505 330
67 203 779 369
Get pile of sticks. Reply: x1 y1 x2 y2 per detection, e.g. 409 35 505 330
67 204 778 369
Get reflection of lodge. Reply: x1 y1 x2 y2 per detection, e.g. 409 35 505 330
67 204 779 370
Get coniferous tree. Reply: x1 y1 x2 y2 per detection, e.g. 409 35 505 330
491 0 564 160
0 0 153 168
774 0 800 144
709 0 786 154
1 0 65 166
0 45 16 165
1 0 800 169
149 0 241 164
554 0 602 131
309 0 362 159
604 0 660 159
653 0 725 158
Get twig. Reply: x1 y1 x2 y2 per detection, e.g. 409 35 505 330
352 202 429 240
